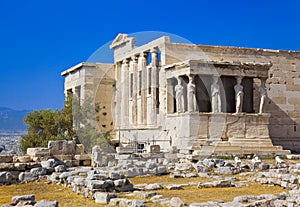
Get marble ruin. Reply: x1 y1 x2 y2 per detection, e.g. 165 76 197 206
62 33 300 156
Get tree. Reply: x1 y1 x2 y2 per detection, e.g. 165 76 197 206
20 95 75 154
20 93 115 154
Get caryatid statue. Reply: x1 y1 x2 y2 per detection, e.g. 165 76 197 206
187 75 197 112
211 76 221 113
258 78 267 114
175 77 184 113
234 76 244 114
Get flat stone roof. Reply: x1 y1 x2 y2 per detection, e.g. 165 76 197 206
61 62 113 76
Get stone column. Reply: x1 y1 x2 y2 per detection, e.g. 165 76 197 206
130 56 138 125
167 78 175 114
142 52 148 125
151 47 159 68
150 48 159 124
120 59 129 127
114 62 121 128
137 52 146 125
258 77 267 115
187 75 197 112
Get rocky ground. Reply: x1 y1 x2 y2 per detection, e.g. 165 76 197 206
2 154 300 206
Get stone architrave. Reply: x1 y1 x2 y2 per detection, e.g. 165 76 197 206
211 76 221 113
234 76 244 114
175 77 184 113
187 75 197 112
259 77 267 114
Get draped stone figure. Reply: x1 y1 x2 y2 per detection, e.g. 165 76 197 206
258 78 267 114
175 78 184 113
234 76 244 114
187 76 197 112
211 76 221 113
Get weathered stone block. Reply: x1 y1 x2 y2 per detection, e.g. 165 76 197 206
17 155 32 163
93 192 119 204
0 163 14 171
48 140 76 155
0 171 13 184
27 147 50 157
114 178 133 192
11 194 35 205
35 200 59 207
0 155 13 163
74 154 91 161
133 191 156 199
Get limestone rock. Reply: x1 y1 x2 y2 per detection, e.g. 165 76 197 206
144 183 163 190
35 200 58 207
127 199 146 207
11 194 35 205
54 165 66 172
18 172 39 182
41 159 58 169
114 178 133 192
170 197 186 207
0 171 13 184
215 167 240 175
93 192 119 204
0 155 13 163
17 155 32 163
133 191 156 199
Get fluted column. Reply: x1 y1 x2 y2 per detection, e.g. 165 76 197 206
120 59 129 127
137 52 146 125
114 62 121 128
151 48 159 124
129 56 137 126
142 52 147 125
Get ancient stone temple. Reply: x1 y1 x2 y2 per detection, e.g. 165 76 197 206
62 33 300 156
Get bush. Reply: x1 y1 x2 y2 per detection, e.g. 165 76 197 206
20 96 74 154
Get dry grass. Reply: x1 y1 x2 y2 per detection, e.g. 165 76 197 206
0 166 290 206
154 183 285 204
131 175 287 205
0 180 103 207
130 174 213 185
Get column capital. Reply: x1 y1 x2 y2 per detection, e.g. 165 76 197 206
188 74 195 82
122 59 129 64
131 56 137 62
139 52 146 57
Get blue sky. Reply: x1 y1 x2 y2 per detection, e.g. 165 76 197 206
0 0 299 110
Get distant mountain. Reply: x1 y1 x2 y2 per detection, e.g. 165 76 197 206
0 107 30 135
